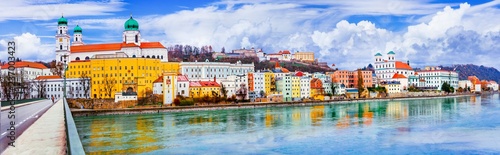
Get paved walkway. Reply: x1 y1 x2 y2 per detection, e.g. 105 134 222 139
3 99 66 154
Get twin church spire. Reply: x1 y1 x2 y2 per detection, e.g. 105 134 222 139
55 15 141 63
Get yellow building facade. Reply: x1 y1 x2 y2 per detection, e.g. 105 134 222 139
264 72 275 95
291 76 301 99
188 81 220 98
66 58 180 99
293 52 315 62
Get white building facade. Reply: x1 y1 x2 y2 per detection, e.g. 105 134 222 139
253 72 265 97
416 70 459 90
374 51 414 84
30 76 90 100
221 75 249 99
176 75 190 97
180 60 254 82
300 77 311 99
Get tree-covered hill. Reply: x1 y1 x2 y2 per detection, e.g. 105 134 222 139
440 64 500 82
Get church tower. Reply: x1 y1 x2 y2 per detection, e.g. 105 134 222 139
72 25 84 46
123 16 141 45
374 53 382 63
55 16 71 64
387 51 395 61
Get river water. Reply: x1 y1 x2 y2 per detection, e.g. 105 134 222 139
74 94 500 154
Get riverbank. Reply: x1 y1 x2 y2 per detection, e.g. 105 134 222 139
71 93 478 117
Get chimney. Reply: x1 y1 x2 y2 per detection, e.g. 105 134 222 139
407 60 410 66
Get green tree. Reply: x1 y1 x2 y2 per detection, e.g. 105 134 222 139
441 82 453 94
220 84 228 99
357 69 365 98
331 83 337 96
259 90 266 98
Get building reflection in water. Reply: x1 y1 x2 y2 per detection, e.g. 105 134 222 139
292 108 302 126
87 116 162 154
310 105 324 126
79 95 491 154
362 103 374 126
335 105 350 129
386 102 409 120
265 109 274 128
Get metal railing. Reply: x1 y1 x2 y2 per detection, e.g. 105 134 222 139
63 98 86 155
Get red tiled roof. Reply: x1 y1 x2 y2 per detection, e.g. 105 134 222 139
1 61 48 69
35 75 61 80
189 81 202 87
295 71 303 77
395 61 412 70
282 50 291 54
153 76 163 83
392 73 407 79
281 68 289 73
140 42 165 48
70 42 165 53
177 75 189 82
275 61 281 68
70 60 91 63
71 43 121 53
199 81 220 87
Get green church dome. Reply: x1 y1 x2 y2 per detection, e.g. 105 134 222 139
124 16 139 31
73 25 82 33
387 51 395 55
58 16 67 25
374 53 382 56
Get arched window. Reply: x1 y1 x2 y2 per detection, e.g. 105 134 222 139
146 55 150 58
161 55 164 59
132 55 136 58
59 30 62 34
76 38 78 41
157 55 160 59
75 57 80 60
85 56 90 60
135 35 138 43
60 45 63 50
60 56 62 61
142 55 145 58
152 55 156 59
127 87 134 93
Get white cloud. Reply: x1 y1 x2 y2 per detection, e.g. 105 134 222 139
0 33 54 62
7 1 499 70
311 20 395 68
310 2 499 69
215 0 450 15
0 0 125 22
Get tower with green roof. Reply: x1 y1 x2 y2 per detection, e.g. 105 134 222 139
73 25 84 46
374 52 383 63
123 15 141 45
56 15 71 64
387 51 395 61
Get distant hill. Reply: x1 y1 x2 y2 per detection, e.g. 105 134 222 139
255 61 334 73
440 64 500 82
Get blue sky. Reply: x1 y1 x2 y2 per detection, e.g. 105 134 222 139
0 0 499 70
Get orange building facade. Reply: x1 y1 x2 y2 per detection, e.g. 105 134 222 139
248 73 254 92
330 70 373 88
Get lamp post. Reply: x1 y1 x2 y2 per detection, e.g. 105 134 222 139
62 54 68 98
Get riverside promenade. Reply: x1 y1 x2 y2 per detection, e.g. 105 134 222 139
3 99 66 154
71 94 475 116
